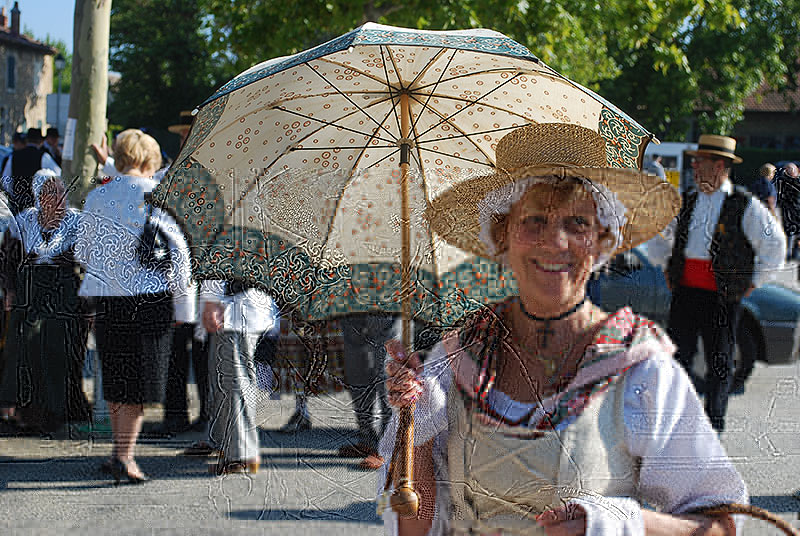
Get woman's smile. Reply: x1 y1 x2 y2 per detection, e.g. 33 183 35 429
531 259 573 273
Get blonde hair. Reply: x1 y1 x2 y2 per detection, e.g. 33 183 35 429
113 129 162 174
758 163 776 179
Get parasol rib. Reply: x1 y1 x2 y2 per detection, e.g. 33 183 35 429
409 49 459 137
315 56 404 89
407 48 451 91
414 146 496 167
384 45 407 91
380 46 404 138
410 91 541 125
306 60 397 141
414 71 524 140
273 105 397 144
408 93 496 166
411 66 547 94
413 125 522 145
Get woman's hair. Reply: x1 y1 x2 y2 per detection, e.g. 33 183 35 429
488 180 617 260
113 129 162 174
758 163 776 179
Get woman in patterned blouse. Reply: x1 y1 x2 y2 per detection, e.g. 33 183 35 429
379 124 745 536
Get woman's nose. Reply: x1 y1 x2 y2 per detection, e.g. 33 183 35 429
541 223 569 249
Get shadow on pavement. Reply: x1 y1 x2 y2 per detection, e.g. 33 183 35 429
228 500 381 524
750 494 800 513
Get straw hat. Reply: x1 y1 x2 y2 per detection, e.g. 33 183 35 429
425 123 680 259
685 134 742 164
168 110 193 134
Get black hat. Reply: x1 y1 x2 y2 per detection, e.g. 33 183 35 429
12 131 25 143
46 127 59 138
26 128 43 142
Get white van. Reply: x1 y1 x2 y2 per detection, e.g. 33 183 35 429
644 141 698 193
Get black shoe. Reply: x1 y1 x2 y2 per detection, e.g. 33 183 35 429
109 458 149 485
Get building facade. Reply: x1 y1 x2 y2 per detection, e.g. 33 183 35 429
0 2 56 145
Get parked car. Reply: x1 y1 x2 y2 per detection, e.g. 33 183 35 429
588 241 800 388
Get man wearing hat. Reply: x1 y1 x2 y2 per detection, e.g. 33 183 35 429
1 128 61 214
649 134 785 430
168 110 192 148
43 127 62 167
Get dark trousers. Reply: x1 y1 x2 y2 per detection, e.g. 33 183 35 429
667 286 741 431
341 314 400 450
164 323 209 426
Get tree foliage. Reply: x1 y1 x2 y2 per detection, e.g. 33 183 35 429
107 0 800 142
107 0 230 134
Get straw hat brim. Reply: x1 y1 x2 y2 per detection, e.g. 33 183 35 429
168 124 191 134
425 164 680 260
685 148 742 164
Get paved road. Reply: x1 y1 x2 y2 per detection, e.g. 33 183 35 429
1 265 799 534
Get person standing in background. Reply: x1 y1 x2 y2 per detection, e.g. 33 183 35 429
748 163 777 216
1 128 61 215
75 129 195 484
649 134 785 431
644 154 667 180
43 128 62 167
184 281 279 475
776 162 800 260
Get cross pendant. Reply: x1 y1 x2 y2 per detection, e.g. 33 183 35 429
538 322 555 349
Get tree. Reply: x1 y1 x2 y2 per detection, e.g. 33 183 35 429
63 0 112 204
200 0 800 141
108 0 230 144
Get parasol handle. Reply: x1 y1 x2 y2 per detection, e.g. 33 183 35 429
387 91 420 518
388 404 419 517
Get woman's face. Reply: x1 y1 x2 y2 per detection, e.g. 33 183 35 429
504 183 603 312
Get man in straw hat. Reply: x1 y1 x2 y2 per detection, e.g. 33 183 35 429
168 110 193 147
648 134 785 428
381 123 745 534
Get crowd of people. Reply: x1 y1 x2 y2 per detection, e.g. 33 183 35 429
0 116 796 533
0 120 397 481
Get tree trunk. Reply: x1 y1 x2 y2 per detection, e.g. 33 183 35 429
63 0 111 206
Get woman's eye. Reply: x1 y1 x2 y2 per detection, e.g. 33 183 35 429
522 215 546 226
569 216 592 230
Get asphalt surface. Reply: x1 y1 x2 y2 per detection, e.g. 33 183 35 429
1 265 799 534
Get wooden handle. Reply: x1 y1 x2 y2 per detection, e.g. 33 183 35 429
688 503 799 536
389 404 419 517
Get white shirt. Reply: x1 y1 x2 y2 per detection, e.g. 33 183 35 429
647 180 786 287
74 174 195 323
199 280 278 334
1 147 61 195
378 341 747 535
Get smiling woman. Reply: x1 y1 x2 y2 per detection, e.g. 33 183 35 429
379 123 751 536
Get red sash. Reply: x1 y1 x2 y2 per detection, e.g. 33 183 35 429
679 258 717 291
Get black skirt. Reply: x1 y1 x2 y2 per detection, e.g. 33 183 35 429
93 293 174 405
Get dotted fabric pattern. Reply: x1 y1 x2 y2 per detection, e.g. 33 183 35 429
153 24 653 327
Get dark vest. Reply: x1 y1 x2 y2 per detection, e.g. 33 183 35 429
9 146 44 214
666 187 755 303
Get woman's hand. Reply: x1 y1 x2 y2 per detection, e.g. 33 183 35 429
202 301 224 334
536 504 586 536
384 339 423 408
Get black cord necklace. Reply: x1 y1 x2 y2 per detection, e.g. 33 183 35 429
518 296 586 348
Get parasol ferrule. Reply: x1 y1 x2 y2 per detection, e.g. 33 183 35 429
397 137 415 166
